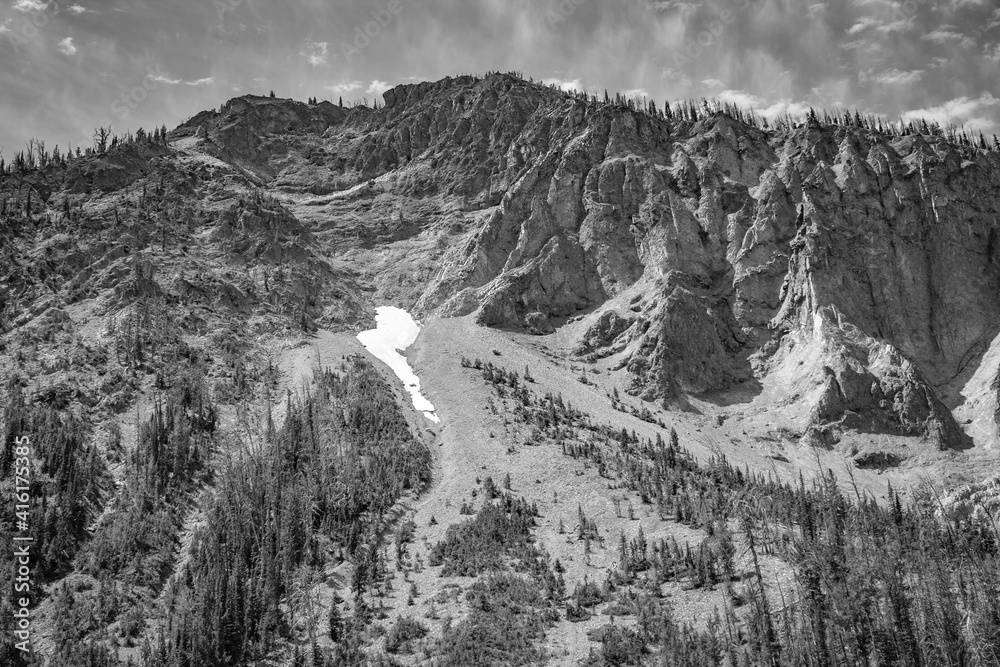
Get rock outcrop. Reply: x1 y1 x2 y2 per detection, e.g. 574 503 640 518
14 73 997 451
191 75 1000 449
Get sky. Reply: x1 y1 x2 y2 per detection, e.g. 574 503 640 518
0 0 998 154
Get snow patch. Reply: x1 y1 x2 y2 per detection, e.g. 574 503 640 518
357 306 440 423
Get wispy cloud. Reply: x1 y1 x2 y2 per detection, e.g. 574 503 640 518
648 1 698 15
543 77 584 93
869 67 925 85
718 90 813 119
56 36 76 55
847 15 914 35
300 41 328 67
12 0 47 12
366 80 389 95
621 88 649 99
145 72 212 87
327 80 363 95
988 8 1000 30
903 93 1000 131
0 0 997 151
150 72 182 85
923 25 970 45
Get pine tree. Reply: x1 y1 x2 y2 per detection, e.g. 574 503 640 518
328 603 343 643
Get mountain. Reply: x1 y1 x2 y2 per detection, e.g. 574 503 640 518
169 73 1000 452
2 72 1000 666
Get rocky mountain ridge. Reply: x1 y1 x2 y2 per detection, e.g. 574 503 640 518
5 71 1000 667
5 72 1000 457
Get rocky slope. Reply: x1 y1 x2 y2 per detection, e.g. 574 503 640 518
4 71 1000 667
4 72 1000 459
166 74 1000 453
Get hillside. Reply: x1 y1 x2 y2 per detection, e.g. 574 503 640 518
169 75 1000 454
1 73 1000 666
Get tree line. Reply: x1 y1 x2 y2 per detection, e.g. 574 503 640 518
468 356 1000 666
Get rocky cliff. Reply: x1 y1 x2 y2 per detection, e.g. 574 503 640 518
5 73 1000 453
282 73 999 451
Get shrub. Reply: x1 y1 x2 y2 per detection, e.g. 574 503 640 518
385 616 427 654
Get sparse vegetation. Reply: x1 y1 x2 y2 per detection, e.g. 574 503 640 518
466 357 1000 666
1 69 999 667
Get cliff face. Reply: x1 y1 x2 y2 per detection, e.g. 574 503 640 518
7 73 1000 452
306 74 999 450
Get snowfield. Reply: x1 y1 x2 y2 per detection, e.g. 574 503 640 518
357 306 440 423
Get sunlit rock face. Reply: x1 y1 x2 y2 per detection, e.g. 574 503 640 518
175 75 1000 449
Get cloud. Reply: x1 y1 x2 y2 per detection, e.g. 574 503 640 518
65 4 95 14
366 80 389 95
300 41 328 67
717 90 764 110
718 90 812 119
12 0 47 12
542 77 583 92
327 80 363 95
143 72 212 87
56 37 76 55
621 88 649 99
647 1 698 15
0 0 998 151
841 38 887 54
922 26 967 44
660 67 693 88
846 16 878 34
869 67 925 85
149 72 182 85
989 9 1000 30
847 15 914 35
903 93 1000 131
